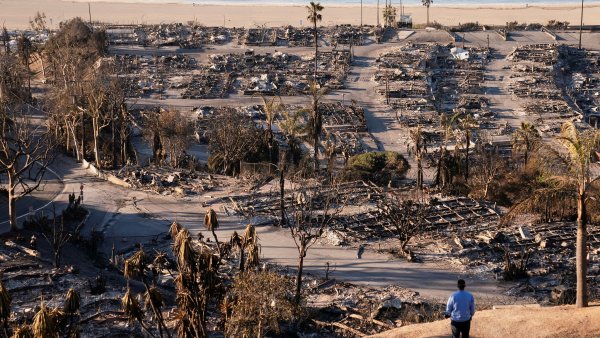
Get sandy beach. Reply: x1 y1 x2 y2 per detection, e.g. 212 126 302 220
0 0 599 29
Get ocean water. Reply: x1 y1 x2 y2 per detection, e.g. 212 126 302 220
165 0 599 5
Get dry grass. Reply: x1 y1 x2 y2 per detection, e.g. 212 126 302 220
370 304 600 338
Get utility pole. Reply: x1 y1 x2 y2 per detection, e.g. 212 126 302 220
88 3 92 26
579 0 584 50
377 0 380 27
360 0 363 27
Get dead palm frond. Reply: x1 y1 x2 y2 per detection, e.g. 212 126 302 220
32 303 59 338
67 327 80 338
204 208 222 256
0 280 11 324
169 221 182 239
124 248 146 280
173 227 191 253
143 286 164 312
245 236 261 270
176 234 196 271
242 224 256 247
63 288 80 315
204 208 219 232
121 288 143 323
152 251 171 271
11 326 33 338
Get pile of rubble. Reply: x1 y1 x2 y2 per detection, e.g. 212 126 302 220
179 71 233 99
107 23 235 47
307 282 443 337
0 231 145 337
507 44 581 132
414 219 600 303
115 53 203 99
560 46 600 128
326 25 367 46
245 27 279 46
118 167 221 196
321 102 367 132
207 49 350 96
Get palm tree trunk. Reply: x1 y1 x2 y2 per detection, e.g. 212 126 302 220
576 190 588 307
239 245 245 272
314 21 318 80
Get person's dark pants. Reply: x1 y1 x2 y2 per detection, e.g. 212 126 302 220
451 319 471 338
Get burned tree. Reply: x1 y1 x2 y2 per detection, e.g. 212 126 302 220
229 223 261 273
43 18 114 165
285 177 344 304
410 126 427 190
471 140 508 199
276 109 305 226
452 112 478 183
143 108 193 167
207 108 261 175
512 122 540 167
40 210 72 268
0 54 55 231
378 195 430 261
306 82 325 171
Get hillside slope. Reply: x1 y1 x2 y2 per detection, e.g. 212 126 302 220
370 304 600 338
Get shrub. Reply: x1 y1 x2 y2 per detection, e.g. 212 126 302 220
342 151 409 187
224 270 297 337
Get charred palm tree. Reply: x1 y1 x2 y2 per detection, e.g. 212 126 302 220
171 225 222 337
277 110 305 225
410 126 428 190
64 288 80 337
512 122 540 167
307 82 325 171
257 95 282 164
32 303 61 338
204 208 222 257
306 2 324 80
122 288 156 338
0 280 10 336
454 113 478 183
123 249 171 337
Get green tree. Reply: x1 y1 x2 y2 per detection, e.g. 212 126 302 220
557 122 599 307
508 122 600 308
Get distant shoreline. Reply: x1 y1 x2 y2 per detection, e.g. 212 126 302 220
2 0 598 29
67 0 600 10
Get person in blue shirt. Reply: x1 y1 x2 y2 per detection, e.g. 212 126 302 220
445 279 475 338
